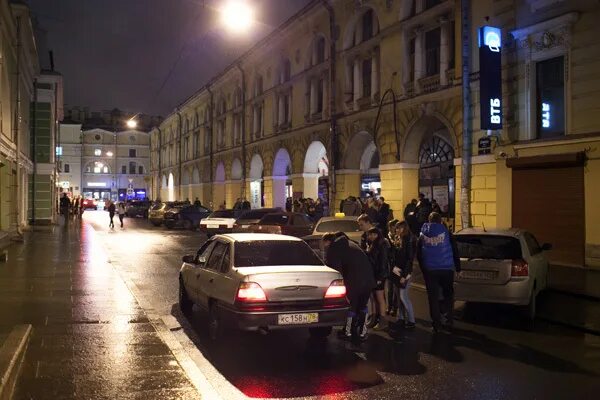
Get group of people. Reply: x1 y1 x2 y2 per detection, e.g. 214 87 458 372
323 197 460 345
339 196 393 234
59 193 84 220
105 200 126 229
286 197 327 222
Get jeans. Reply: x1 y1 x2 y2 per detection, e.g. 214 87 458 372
118 214 124 227
396 278 415 324
109 213 115 228
424 269 455 329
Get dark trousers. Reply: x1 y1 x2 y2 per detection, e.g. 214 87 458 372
348 290 370 343
109 212 115 227
424 269 455 329
118 214 124 227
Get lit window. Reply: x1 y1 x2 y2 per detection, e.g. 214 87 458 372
94 167 101 173
56 146 63 156
94 149 101 156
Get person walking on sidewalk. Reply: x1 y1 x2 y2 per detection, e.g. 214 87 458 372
323 232 375 345
390 220 417 330
107 200 116 229
417 212 461 333
117 202 126 228
365 227 390 330
59 193 71 224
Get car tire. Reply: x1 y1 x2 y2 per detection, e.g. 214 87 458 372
309 327 332 339
179 278 193 315
208 302 222 341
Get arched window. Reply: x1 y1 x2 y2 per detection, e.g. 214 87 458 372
419 135 453 165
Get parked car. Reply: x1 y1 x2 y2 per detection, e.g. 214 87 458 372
81 198 98 210
232 208 282 232
126 200 151 218
247 212 314 237
302 215 362 259
148 202 183 226
164 204 212 230
454 228 551 319
178 233 349 341
199 209 241 237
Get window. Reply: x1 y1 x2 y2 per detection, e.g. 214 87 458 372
103 166 108 173
362 58 372 98
536 56 565 139
220 247 231 273
138 166 144 174
121 166 127 174
316 37 326 64
129 149 137 157
282 59 291 83
362 9 374 42
206 242 227 271
94 134 101 141
410 38 416 82
93 166 101 173
234 241 322 267
425 28 441 77
94 149 101 156
64 164 70 173
56 146 63 156
524 233 542 256
455 235 523 260
129 162 137 174
197 240 217 262
255 76 263 96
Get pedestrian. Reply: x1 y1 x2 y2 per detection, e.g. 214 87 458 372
341 196 361 217
194 197 202 207
242 198 251 210
107 200 116 228
376 197 392 236
59 193 71 223
323 232 375 345
403 199 418 220
386 219 400 316
415 194 432 233
365 198 379 224
390 221 417 330
365 227 390 330
72 196 79 220
357 213 375 250
117 202 126 228
314 198 324 221
417 212 461 333
431 199 442 214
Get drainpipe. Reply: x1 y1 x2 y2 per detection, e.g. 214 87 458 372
235 63 247 198
176 109 183 200
321 0 337 215
12 16 23 237
206 86 214 208
31 79 37 225
156 127 162 200
460 0 472 228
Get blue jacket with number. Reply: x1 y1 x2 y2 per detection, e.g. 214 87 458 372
418 222 458 271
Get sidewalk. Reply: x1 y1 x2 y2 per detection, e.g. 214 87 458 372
0 220 200 399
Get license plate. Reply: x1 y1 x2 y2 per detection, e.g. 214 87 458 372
207 225 218 229
277 313 318 325
462 270 497 280
241 225 249 229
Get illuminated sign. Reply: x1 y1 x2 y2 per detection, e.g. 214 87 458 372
87 182 106 187
479 26 502 130
56 146 63 156
541 102 551 128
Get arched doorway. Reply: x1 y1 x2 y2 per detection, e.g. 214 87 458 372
214 162 226 209
303 141 329 203
272 148 292 209
418 133 455 216
167 173 175 202
249 154 264 209
345 131 381 198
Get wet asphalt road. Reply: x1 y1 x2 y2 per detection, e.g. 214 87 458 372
84 211 600 400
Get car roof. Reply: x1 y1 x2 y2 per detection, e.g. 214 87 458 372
217 233 302 242
455 227 524 237
317 216 358 222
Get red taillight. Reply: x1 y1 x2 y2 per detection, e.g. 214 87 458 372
324 279 347 299
236 282 267 302
511 259 529 277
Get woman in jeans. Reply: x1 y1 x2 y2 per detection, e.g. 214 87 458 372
391 221 416 329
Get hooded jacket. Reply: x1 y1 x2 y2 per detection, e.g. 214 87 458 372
417 222 460 271
325 233 375 298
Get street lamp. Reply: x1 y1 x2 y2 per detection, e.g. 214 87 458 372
126 119 138 129
106 151 113 157
221 0 254 34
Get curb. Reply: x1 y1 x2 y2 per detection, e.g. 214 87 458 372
0 324 32 400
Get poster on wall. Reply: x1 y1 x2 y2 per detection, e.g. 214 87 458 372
433 185 449 213
419 186 432 201
250 181 261 209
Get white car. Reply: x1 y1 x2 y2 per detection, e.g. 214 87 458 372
454 228 552 319
199 209 239 236
178 233 349 340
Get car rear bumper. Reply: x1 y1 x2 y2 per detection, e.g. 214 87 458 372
199 226 232 235
219 305 348 331
454 277 532 305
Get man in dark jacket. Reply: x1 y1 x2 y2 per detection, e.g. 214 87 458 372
417 212 460 333
375 197 391 236
323 232 375 344
403 199 418 220
415 196 432 233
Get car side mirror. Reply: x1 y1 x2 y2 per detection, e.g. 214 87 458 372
541 243 553 251
182 255 196 264
198 256 207 264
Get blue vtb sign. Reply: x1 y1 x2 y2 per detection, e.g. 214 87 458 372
478 26 502 130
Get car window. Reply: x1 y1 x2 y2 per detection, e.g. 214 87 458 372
239 209 280 220
523 233 542 256
293 215 311 226
315 219 360 233
220 246 231 273
234 240 323 267
209 210 235 218
455 235 523 260
199 206 210 213
197 240 216 262
260 214 289 225
206 242 227 270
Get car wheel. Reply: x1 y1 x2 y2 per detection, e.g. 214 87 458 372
208 302 222 341
179 278 193 314
309 327 332 339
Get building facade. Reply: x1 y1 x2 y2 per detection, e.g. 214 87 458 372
56 122 82 197
150 0 600 269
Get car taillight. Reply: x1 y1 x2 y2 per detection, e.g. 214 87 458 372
511 259 529 277
324 279 347 299
236 282 267 302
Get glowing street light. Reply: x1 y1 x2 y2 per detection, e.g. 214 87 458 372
126 119 138 129
221 1 254 34
106 151 113 157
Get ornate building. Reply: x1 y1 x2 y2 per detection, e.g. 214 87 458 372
151 0 600 269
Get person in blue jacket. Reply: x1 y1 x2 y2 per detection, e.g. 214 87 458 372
417 212 461 333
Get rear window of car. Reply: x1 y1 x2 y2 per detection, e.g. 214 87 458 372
455 235 522 260
315 219 360 233
259 214 289 226
209 210 235 218
238 209 279 220
234 240 323 267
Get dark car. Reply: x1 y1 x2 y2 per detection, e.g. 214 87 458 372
126 200 151 218
248 212 315 237
164 204 212 230
232 208 283 232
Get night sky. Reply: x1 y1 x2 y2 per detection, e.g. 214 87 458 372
27 0 311 117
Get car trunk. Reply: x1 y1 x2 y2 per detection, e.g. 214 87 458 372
236 266 339 302
201 218 234 227
456 259 513 285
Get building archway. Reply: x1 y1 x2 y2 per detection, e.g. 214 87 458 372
167 173 175 202
249 154 264 209
403 116 456 217
272 148 292 209
303 141 329 202
214 162 226 209
231 158 243 181
345 131 381 198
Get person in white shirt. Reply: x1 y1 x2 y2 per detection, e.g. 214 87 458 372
117 202 126 228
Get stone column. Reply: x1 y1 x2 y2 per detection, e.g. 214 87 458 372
336 170 362 205
440 17 451 86
269 176 288 209
353 58 361 102
291 174 304 198
379 163 420 217
414 27 425 93
213 182 225 209
262 177 274 208
303 173 320 200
